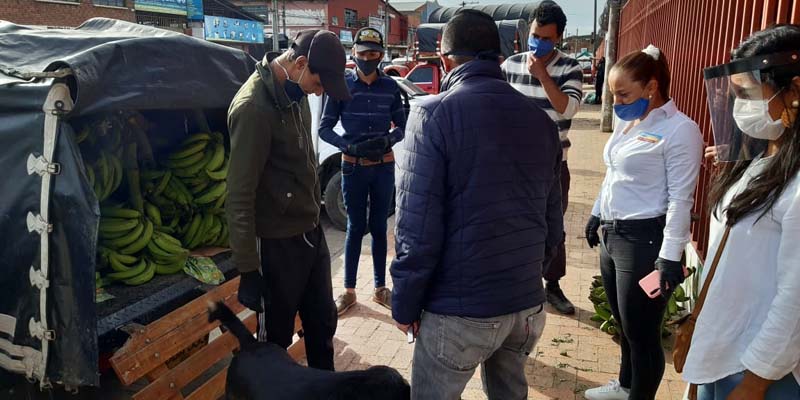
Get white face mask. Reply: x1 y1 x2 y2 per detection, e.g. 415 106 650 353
732 90 785 140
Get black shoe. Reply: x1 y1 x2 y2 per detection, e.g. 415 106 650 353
546 287 576 315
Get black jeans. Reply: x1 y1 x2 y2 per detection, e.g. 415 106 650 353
257 225 337 370
543 160 570 282
599 217 667 400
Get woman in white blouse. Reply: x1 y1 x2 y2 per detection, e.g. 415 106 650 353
583 45 703 400
683 24 800 400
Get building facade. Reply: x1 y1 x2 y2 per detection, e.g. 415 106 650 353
0 0 136 28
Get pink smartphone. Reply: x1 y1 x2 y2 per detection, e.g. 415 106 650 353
639 267 689 298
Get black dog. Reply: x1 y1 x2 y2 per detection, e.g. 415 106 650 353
208 301 411 400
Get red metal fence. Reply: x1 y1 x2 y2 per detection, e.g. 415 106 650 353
617 0 800 259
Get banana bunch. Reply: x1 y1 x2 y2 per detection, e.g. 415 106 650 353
86 150 124 202
167 132 228 181
103 250 155 286
181 210 229 249
98 208 153 255
147 231 190 275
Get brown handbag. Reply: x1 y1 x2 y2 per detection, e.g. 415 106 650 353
672 226 731 399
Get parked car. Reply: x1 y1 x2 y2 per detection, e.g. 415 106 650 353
309 76 429 230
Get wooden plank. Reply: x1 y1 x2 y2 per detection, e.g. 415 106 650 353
132 314 257 400
287 338 306 361
113 277 240 356
185 367 227 400
145 364 170 383
112 285 245 386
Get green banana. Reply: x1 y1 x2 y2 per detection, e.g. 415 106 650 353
189 181 209 195
195 181 227 204
154 254 188 275
182 214 203 248
76 126 91 144
174 150 214 178
86 165 96 187
213 190 227 210
206 143 225 172
99 218 139 234
166 151 205 169
100 207 141 219
109 251 138 265
164 178 189 206
203 215 223 246
155 230 184 249
141 170 166 181
169 141 208 161
205 158 229 181
153 170 172 196
103 219 145 249
112 153 124 194
190 213 215 249
215 220 229 247
144 201 162 226
119 219 154 255
108 251 139 273
123 259 156 286
171 178 194 204
107 257 147 280
182 176 210 186
179 133 212 148
147 239 179 260
102 152 116 200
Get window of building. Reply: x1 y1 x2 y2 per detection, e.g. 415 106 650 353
344 9 358 28
331 16 339 26
94 0 125 6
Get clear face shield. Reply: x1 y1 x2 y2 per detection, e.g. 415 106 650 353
703 51 799 162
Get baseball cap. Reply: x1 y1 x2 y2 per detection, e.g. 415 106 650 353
292 29 351 101
354 27 385 53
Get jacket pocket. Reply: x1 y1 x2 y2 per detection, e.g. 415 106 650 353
265 170 296 215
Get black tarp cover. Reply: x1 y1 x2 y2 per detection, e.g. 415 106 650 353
0 18 255 387
425 3 541 24
415 20 529 59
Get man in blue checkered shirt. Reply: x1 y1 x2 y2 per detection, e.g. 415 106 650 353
319 27 406 316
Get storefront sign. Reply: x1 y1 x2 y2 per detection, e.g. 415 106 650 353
186 0 204 21
339 30 353 43
204 16 264 44
135 0 188 16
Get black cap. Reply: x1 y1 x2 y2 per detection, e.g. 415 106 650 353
292 29 351 101
354 27 385 53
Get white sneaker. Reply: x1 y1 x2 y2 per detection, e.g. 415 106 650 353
584 380 630 400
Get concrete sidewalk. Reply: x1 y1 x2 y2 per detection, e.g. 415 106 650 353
327 104 686 400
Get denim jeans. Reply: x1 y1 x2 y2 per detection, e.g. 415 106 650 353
410 305 546 400
599 217 667 400
341 161 394 289
698 372 800 400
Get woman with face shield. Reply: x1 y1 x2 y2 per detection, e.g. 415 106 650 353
583 45 704 400
681 24 800 400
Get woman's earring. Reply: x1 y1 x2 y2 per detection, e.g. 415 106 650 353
792 99 799 108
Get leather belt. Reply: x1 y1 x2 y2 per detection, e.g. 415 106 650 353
342 151 395 166
600 215 666 231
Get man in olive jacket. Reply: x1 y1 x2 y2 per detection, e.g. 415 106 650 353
226 29 350 370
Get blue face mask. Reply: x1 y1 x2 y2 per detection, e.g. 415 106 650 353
613 98 650 121
528 37 555 58
283 66 308 103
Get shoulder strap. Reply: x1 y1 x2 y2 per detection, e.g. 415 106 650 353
692 226 732 318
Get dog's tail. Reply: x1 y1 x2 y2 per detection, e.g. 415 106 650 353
208 301 257 346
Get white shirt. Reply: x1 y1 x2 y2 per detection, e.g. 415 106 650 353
591 100 703 261
683 156 800 384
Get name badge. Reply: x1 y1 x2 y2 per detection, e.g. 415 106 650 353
636 132 663 143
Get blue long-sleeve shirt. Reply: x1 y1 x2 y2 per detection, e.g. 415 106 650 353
319 70 407 149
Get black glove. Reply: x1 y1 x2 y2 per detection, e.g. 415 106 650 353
655 257 685 298
585 215 601 248
237 270 264 312
358 136 391 161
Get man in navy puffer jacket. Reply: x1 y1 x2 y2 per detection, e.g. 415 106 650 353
390 9 564 400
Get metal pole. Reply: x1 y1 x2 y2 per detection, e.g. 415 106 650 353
282 0 287 37
593 0 598 54
601 0 621 132
272 0 280 51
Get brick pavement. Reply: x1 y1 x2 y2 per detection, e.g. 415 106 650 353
327 104 687 400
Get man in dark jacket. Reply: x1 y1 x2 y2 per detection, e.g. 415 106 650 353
390 10 564 399
227 29 350 370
